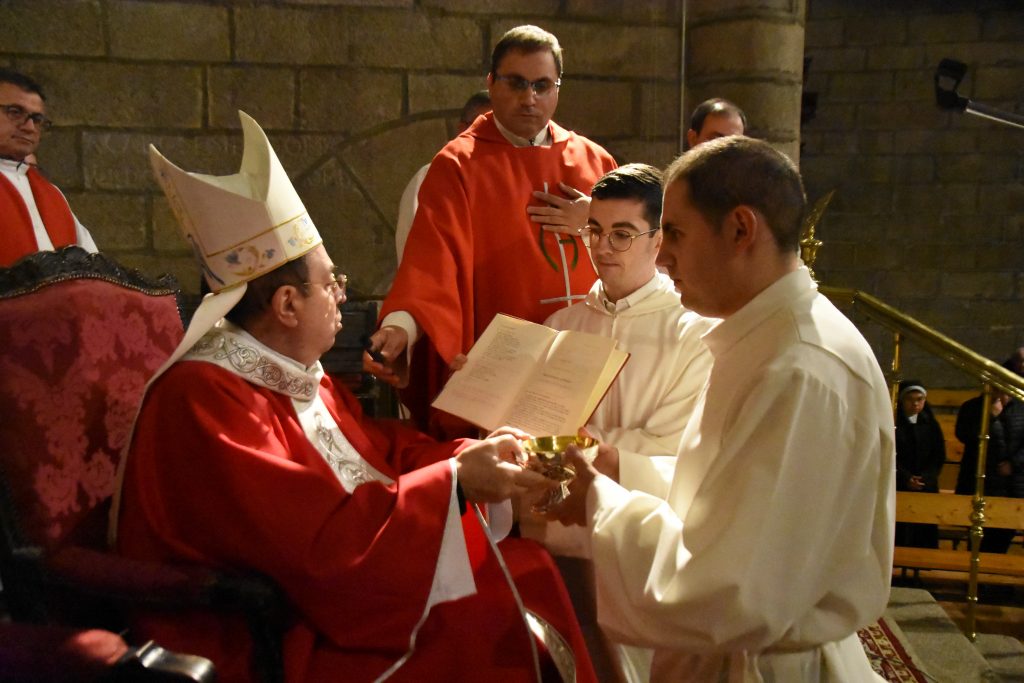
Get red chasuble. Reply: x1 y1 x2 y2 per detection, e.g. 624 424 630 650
116 361 596 683
379 113 617 433
0 168 77 266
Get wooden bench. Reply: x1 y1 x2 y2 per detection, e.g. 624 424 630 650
894 491 1024 578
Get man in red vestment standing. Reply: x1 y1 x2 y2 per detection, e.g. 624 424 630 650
111 112 596 683
368 25 617 435
0 68 96 266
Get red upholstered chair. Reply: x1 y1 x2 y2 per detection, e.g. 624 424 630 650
0 247 285 682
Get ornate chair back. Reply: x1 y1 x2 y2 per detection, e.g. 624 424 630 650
0 247 285 683
0 246 184 619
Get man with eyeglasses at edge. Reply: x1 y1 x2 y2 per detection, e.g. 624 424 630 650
518 164 714 683
368 25 617 438
0 68 97 266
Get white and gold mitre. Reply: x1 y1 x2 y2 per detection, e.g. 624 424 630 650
148 111 322 292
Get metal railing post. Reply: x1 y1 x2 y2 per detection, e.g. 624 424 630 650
889 332 903 414
967 383 993 642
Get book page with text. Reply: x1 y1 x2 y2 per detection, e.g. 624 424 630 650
431 315 555 430
502 330 622 436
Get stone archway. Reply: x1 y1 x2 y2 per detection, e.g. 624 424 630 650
294 113 456 297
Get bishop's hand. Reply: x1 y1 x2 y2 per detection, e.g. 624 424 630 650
456 435 555 504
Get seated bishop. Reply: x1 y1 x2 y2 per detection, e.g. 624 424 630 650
110 111 596 683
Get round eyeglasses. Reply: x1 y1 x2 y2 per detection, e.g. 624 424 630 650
303 272 348 298
579 227 660 252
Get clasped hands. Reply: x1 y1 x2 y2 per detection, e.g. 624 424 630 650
459 426 619 529
417 421 619 529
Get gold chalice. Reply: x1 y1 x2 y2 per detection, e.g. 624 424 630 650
522 435 596 512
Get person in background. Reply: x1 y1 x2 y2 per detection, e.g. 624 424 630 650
894 380 945 549
685 97 746 149
0 68 96 266
956 351 1024 553
394 90 491 266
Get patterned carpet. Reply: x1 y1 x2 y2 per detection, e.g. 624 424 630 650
859 617 931 682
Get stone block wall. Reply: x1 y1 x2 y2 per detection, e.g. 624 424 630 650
4 0 1021 390
684 0 807 162
1 0 682 296
802 0 1024 388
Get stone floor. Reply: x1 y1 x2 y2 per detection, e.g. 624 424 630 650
889 570 1024 682
887 586 999 682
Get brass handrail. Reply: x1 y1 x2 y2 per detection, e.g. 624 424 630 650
821 286 1024 402
819 285 1024 641
804 207 1024 642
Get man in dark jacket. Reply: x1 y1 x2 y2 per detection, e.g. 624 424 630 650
955 352 1024 553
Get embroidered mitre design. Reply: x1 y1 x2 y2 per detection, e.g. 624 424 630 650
148 111 321 292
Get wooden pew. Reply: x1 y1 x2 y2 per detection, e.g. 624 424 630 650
923 388 975 492
894 491 1024 578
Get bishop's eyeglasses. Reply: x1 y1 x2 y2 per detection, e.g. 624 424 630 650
0 104 53 131
493 74 561 97
303 272 348 298
579 227 660 252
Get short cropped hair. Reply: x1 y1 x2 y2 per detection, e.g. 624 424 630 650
0 67 46 100
591 163 664 229
689 98 746 135
224 255 310 328
490 25 563 78
665 137 806 253
460 90 491 125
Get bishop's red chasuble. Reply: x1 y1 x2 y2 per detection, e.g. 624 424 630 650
116 327 595 683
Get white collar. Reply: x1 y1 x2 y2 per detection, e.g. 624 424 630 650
493 116 552 148
598 272 661 313
0 157 32 177
703 266 814 358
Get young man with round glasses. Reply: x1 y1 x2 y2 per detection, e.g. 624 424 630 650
526 164 714 683
0 67 97 266
372 25 617 437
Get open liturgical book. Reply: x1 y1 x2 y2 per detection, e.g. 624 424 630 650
432 314 629 436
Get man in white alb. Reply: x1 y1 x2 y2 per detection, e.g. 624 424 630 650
551 136 895 682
